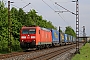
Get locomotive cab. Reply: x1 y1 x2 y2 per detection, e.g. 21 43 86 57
20 26 37 49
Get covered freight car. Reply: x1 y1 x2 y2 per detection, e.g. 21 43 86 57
64 34 68 45
73 37 76 43
60 33 65 45
50 29 60 46
70 36 73 44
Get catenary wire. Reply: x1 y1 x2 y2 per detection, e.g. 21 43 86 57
42 0 71 26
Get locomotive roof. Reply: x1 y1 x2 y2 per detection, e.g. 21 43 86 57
22 27 36 29
40 27 51 32
22 26 51 32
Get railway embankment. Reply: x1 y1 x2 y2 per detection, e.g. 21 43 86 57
0 44 84 60
0 44 76 60
49 43 83 60
71 43 90 60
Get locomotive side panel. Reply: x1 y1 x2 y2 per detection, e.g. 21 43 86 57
40 28 52 45
35 27 41 45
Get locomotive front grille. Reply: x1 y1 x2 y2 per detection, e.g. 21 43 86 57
20 41 36 49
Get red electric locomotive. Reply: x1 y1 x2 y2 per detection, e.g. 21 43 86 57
20 26 52 50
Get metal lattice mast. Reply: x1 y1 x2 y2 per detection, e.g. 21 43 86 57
83 26 85 37
83 26 87 43
75 0 80 54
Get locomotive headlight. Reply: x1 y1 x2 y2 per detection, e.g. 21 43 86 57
22 40 24 42
33 40 35 41
21 36 26 39
31 36 36 38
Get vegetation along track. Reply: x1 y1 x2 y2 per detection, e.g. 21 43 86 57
26 44 78 60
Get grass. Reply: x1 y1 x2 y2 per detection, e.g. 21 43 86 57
72 43 90 60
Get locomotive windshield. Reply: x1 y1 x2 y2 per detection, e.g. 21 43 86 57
22 29 29 34
22 29 36 34
29 29 36 34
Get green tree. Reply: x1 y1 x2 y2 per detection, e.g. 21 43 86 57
17 8 26 25
11 7 22 40
65 26 76 37
10 7 22 51
0 1 8 53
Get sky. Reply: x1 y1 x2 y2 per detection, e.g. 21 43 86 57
2 0 90 36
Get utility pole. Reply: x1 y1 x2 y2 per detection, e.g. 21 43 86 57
83 26 87 44
83 26 85 37
8 0 14 53
8 0 11 53
75 0 80 54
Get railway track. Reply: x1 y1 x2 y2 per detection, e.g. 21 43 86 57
0 52 26 59
26 44 76 60
0 44 83 60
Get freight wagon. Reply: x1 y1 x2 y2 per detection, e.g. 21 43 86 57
73 37 76 43
60 33 66 45
70 36 73 44
50 29 60 46
64 34 68 45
